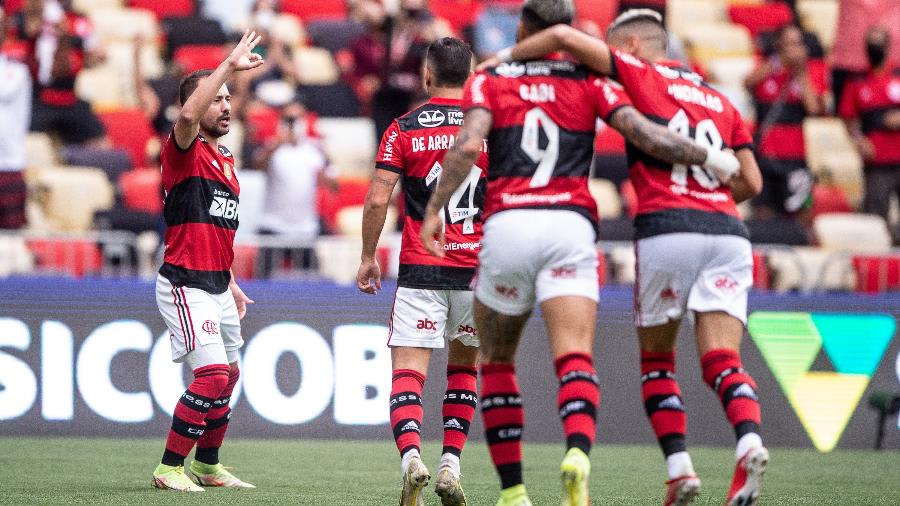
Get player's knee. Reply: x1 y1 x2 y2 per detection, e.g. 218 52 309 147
199 369 231 397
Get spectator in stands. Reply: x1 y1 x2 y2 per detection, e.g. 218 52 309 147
352 0 445 139
14 0 107 147
839 26 900 242
133 35 182 138
831 0 900 113
745 23 825 224
254 100 336 276
0 6 32 230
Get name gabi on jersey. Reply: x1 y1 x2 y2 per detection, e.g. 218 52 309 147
667 84 724 113
210 189 239 220
411 134 489 153
520 83 556 103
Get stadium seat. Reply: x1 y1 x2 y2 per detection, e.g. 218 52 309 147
25 238 103 278
588 179 623 219
73 0 124 14
62 145 133 181
294 47 340 86
803 118 864 207
797 0 839 49
119 168 163 214
852 255 900 293
299 82 362 118
270 13 307 47
681 22 753 64
813 213 892 253
727 3 793 37
280 0 347 22
128 0 195 20
234 169 267 239
315 235 364 284
0 235 35 277
765 246 855 292
811 182 853 220
173 44 230 74
105 40 165 84
429 0 484 33
30 166 115 232
98 109 155 167
305 19 366 53
316 117 376 178
609 245 636 285
231 244 258 280
705 56 756 88
667 0 728 38
752 250 770 290
337 205 397 236
24 133 58 170
75 65 130 110
88 7 159 43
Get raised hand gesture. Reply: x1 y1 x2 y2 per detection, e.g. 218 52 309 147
228 30 265 72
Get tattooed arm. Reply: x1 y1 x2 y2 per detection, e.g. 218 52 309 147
357 169 401 294
421 108 493 257
608 106 707 165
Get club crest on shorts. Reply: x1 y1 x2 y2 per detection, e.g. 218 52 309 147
202 320 219 334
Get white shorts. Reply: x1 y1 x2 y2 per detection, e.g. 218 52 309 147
387 287 479 349
156 274 244 362
634 233 753 328
475 210 599 316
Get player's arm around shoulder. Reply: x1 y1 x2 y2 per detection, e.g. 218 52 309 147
608 106 708 166
173 30 265 149
421 107 493 258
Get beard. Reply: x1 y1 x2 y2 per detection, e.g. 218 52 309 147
201 116 230 138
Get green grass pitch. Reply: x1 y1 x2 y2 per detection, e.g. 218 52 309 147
0 437 897 505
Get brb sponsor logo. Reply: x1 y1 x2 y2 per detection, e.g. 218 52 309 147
748 312 896 451
0 319 394 427
210 190 239 220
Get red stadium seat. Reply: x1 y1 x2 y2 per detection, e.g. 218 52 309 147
119 168 163 215
128 0 195 19
728 3 793 38
317 178 370 234
26 239 102 278
429 0 483 33
3 0 25 14
574 0 618 32
752 250 770 291
98 109 155 167
280 0 347 22
245 106 281 145
173 44 229 74
852 255 900 293
596 249 608 287
811 183 853 220
232 245 259 280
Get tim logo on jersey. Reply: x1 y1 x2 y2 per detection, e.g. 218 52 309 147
209 189 239 221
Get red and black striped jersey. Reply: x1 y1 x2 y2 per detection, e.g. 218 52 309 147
462 57 629 229
751 60 827 165
839 67 900 168
375 97 489 290
159 132 240 294
608 50 753 239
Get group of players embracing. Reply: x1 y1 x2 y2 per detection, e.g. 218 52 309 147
149 2 769 506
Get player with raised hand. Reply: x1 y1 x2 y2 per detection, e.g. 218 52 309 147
419 2 743 505
151 30 263 492
486 9 768 506
357 37 486 506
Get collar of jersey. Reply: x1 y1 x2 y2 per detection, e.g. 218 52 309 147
429 97 462 106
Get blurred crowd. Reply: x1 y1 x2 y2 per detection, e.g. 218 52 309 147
0 0 898 260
